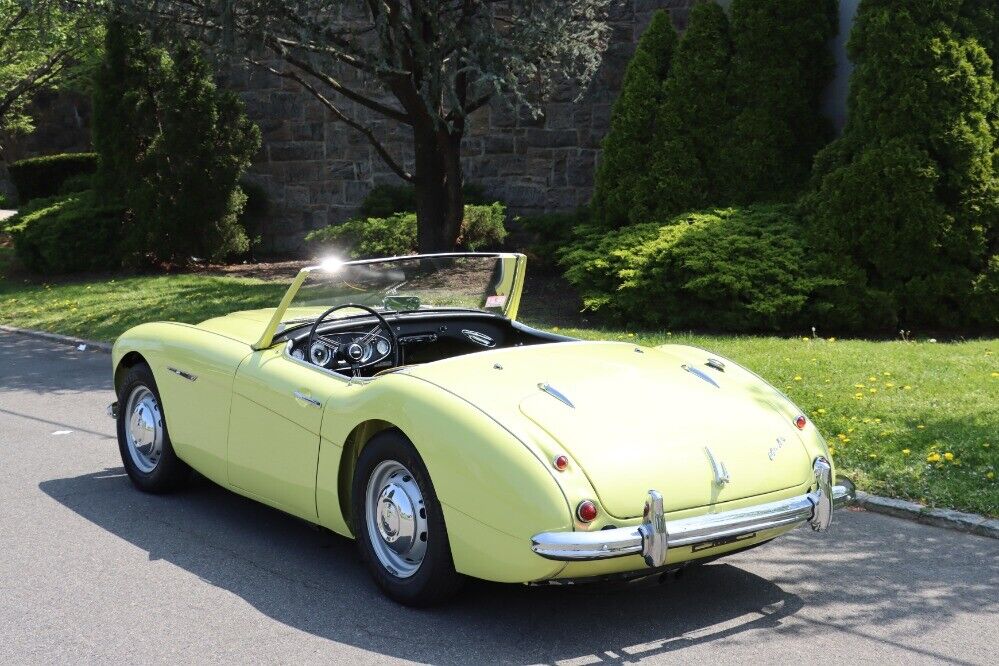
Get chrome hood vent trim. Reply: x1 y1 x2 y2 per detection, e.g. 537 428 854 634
537 382 574 409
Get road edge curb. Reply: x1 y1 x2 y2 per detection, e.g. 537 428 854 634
855 491 998 539
0 324 112 353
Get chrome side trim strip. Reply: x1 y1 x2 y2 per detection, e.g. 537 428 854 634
531 479 856 563
293 391 322 407
167 367 198 382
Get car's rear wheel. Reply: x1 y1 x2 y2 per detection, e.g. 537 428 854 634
116 363 190 493
352 430 463 606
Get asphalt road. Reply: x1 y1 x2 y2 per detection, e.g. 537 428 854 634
1 330 997 665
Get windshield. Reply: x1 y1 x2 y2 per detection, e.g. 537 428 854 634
281 253 523 325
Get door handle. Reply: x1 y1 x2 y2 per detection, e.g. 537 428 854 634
293 391 322 407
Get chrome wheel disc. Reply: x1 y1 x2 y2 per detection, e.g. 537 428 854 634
365 460 428 578
124 386 164 474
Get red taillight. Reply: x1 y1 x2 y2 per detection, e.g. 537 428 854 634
795 415 808 430
577 500 598 522
553 455 569 471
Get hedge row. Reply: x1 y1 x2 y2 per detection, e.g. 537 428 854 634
8 153 98 204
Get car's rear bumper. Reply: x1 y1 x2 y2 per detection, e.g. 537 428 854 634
531 457 854 567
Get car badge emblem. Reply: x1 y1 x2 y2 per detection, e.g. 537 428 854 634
705 447 730 485
768 436 787 461
538 382 574 409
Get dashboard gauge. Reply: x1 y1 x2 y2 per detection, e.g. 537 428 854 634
375 338 391 356
310 342 333 366
291 348 305 361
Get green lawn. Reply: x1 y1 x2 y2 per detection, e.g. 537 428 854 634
1 270 996 516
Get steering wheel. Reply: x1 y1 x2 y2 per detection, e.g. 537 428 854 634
307 304 399 375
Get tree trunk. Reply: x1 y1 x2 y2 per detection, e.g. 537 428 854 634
413 123 464 253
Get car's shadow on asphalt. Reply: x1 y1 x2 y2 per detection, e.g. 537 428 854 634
41 467 999 664
38 468 819 663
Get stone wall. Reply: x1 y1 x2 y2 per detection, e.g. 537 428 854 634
233 0 699 252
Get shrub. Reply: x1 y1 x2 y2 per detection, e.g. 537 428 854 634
591 10 677 227
725 0 838 202
307 204 508 259
456 202 506 251
8 153 98 203
803 0 999 331
558 205 828 331
58 173 94 195
648 2 733 219
6 191 125 273
307 213 417 259
516 208 591 268
360 182 490 218
237 180 270 257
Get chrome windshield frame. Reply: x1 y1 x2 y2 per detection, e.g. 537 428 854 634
251 252 526 350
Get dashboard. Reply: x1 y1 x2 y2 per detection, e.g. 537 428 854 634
281 311 566 377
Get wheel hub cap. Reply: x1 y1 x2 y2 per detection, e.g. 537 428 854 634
365 461 428 578
123 386 163 474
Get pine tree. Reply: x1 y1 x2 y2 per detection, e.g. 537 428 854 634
129 42 260 261
803 0 999 330
591 10 677 227
725 0 838 202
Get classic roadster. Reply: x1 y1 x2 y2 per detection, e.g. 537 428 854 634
109 252 854 605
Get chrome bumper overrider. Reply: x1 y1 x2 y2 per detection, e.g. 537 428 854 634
531 458 855 568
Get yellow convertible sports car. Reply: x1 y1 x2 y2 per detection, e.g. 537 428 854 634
109 252 854 605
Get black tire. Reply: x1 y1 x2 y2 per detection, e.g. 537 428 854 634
116 362 190 493
352 430 464 606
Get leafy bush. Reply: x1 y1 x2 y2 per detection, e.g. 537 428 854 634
360 182 490 218
803 0 999 331
591 10 677 227
8 153 98 203
648 2 733 219
0 193 9 209
6 191 124 273
307 213 417 259
516 208 591 268
456 202 506 251
307 204 508 259
237 180 269 257
725 0 838 202
558 205 828 331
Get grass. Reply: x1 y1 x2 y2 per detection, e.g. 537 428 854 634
0 268 996 516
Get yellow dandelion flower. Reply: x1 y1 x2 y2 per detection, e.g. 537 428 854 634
885 382 894 388
816 393 824 398
992 372 999 378
828 337 836 342
902 449 911 455
917 425 925 429
868 376 877 382
868 453 877 459
874 418 881 423
984 443 992 448
987 472 995 480
793 375 803 381
817 408 827 414
829 446 836 456
927 452 942 463
903 385 912 390
802 337 810 342
843 438 851 443
863 418 872 423
854 392 864 398
847 428 854 433
837 433 847 440
869 388 877 393
944 452 954 461
854 383 865 389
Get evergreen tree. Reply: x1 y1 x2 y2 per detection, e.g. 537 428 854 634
726 0 838 202
91 18 159 200
803 0 999 330
591 10 677 227
647 1 733 219
128 42 260 261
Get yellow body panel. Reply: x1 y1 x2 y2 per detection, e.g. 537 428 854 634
112 261 832 585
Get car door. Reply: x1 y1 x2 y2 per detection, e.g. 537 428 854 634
227 346 340 521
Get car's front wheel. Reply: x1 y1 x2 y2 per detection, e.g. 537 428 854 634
351 430 463 606
116 362 190 493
